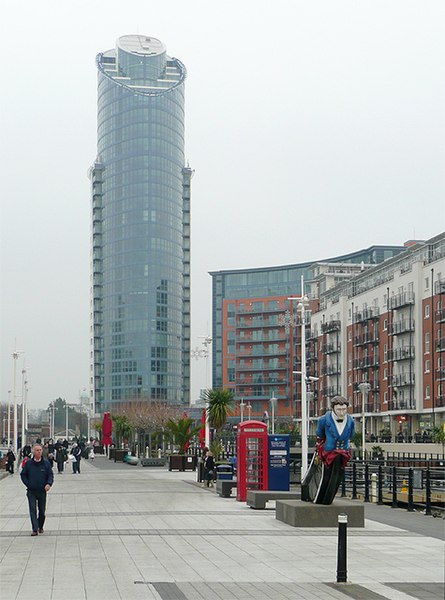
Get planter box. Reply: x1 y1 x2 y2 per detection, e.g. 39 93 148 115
111 449 129 462
168 455 197 471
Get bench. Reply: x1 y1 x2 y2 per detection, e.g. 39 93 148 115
276 499 364 527
216 480 237 498
141 458 166 467
246 490 300 509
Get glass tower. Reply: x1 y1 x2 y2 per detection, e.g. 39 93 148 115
90 35 192 412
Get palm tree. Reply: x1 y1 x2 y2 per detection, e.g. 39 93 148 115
111 414 133 448
204 388 235 438
165 417 201 453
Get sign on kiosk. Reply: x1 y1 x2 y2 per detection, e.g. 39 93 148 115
236 421 268 502
268 434 290 491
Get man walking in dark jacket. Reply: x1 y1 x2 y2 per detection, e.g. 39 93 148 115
20 443 54 536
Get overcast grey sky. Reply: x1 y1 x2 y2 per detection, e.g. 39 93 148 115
1 0 444 410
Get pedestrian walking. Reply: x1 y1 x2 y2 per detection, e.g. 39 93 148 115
21 443 32 460
203 451 215 488
20 443 53 536
55 445 68 473
70 442 82 473
6 447 16 474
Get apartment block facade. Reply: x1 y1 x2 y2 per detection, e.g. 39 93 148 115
218 234 445 437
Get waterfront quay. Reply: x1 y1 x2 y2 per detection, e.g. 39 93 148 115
0 456 443 600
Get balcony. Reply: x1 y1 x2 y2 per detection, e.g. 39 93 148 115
236 333 286 343
321 365 341 376
388 373 415 387
436 368 445 381
321 320 341 333
322 343 341 354
387 400 415 411
236 361 288 372
354 333 379 346
321 386 342 397
436 309 445 323
236 304 284 315
388 291 415 309
388 320 415 335
388 346 415 361
354 307 380 323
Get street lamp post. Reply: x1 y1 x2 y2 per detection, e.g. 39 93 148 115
12 351 24 455
288 275 310 481
269 392 277 435
21 368 27 450
239 398 245 422
7 390 11 446
358 382 371 460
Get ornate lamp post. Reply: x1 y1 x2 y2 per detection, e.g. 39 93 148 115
191 335 212 446
282 275 311 480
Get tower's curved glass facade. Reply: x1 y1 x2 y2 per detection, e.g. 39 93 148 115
90 35 191 411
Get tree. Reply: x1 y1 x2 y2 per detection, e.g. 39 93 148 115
121 400 182 456
111 414 133 447
165 417 201 453
204 388 234 435
432 425 445 456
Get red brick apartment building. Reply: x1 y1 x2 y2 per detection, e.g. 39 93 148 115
221 233 445 438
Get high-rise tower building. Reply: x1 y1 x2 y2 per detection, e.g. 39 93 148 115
89 35 192 412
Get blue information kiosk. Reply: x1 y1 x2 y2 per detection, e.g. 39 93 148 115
267 434 290 491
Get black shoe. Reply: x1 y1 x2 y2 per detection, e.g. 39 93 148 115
31 531 38 537
38 528 44 533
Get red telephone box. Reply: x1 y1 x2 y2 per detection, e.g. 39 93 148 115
236 420 268 501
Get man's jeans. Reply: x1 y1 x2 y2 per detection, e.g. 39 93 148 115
26 490 47 532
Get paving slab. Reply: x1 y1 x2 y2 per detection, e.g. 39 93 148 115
0 456 443 600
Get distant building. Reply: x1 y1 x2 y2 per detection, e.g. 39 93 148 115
211 244 406 390
90 35 192 412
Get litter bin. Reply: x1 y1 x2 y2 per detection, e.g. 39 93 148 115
216 464 233 481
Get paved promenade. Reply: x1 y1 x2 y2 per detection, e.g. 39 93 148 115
0 456 443 600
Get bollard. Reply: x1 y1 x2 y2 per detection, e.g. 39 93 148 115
145 446 149 459
391 465 398 508
425 469 432 516
364 463 370 503
336 514 348 583
407 468 414 512
352 462 358 500
371 473 377 503
377 465 383 505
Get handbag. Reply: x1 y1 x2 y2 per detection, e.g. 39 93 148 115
68 454 76 462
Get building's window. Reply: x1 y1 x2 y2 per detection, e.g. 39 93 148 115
383 391 388 403
384 368 387 379
425 277 429 290
383 319 388 331
425 360 430 373
425 385 430 399
384 344 387 362
425 332 430 354
348 330 352 341
424 304 430 319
